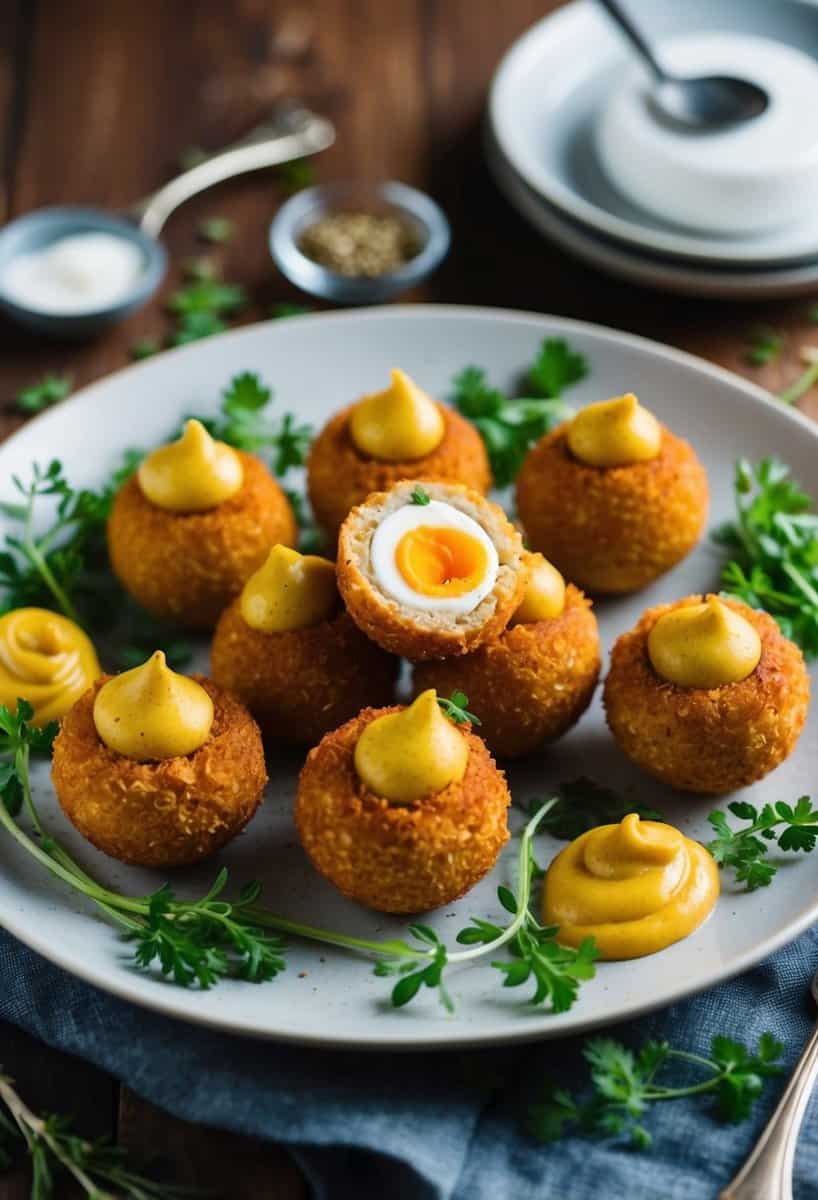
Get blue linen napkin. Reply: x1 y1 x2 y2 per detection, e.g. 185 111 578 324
1 924 817 1200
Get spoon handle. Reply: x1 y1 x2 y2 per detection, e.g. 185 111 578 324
133 106 335 239
595 0 667 81
720 1021 818 1200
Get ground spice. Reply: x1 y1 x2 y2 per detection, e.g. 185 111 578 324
299 211 421 278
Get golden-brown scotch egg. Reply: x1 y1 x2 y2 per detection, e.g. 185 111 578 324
413 555 600 758
210 545 398 745
307 368 490 539
295 692 510 913
337 480 527 661
107 420 296 630
516 394 709 594
604 595 810 794
52 656 267 867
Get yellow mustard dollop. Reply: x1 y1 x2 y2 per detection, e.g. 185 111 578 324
648 596 761 689
93 650 214 761
512 552 566 624
543 813 719 960
354 689 468 803
137 419 244 512
348 368 445 461
0 608 100 726
240 544 338 633
567 393 661 468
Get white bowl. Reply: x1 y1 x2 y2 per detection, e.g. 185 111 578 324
596 33 818 236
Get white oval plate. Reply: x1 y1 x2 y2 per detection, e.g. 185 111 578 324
488 0 818 268
1 306 816 1049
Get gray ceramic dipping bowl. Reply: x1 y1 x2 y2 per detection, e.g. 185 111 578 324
269 181 451 304
0 207 167 339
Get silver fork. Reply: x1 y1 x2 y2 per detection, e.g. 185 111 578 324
720 966 818 1200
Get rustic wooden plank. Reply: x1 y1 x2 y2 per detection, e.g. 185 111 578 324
0 1021 117 1199
118 1087 308 1199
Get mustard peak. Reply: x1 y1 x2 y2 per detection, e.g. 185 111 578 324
240 544 338 633
93 650 214 761
512 552 566 624
0 608 100 725
137 419 243 512
567 393 661 468
353 688 468 803
648 596 761 689
348 369 445 461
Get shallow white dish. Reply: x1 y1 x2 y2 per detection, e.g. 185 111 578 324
488 134 818 301
1 306 817 1050
489 0 818 267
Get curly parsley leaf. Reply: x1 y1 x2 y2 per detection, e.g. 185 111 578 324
707 797 818 890
714 457 818 658
529 1032 784 1148
532 778 665 842
450 336 586 487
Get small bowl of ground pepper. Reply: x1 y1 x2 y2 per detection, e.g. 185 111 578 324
269 181 450 304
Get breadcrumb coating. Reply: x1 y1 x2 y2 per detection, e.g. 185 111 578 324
210 603 398 745
516 424 708 594
52 676 267 867
107 452 297 631
604 595 810 794
307 402 491 539
413 584 600 758
337 480 527 661
295 705 511 913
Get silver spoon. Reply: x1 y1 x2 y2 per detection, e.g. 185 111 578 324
596 0 769 130
720 965 818 1200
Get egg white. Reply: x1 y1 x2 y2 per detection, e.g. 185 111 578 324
370 499 499 615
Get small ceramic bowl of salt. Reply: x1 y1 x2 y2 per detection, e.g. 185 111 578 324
0 207 166 338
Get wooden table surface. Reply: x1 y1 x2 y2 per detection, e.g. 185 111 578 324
1 1 817 1194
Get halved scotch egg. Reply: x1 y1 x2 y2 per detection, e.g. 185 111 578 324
337 481 527 660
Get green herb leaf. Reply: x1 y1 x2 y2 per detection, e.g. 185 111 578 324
744 329 783 367
437 690 481 727
715 457 818 658
15 374 72 415
410 485 431 506
528 1031 783 1148
707 797 818 890
130 338 160 361
532 778 665 841
526 338 588 398
198 216 235 244
271 302 314 319
450 336 585 487
276 160 316 194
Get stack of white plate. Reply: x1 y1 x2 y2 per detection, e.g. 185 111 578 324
487 0 818 300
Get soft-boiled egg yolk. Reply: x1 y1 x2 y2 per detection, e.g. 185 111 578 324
370 499 499 615
395 526 489 599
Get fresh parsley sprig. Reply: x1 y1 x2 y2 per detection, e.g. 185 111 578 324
707 797 818 891
0 1071 201 1199
0 732 594 1015
410 485 431 506
450 338 587 487
714 457 818 657
744 328 783 367
529 1031 784 1149
532 778 665 842
189 372 313 476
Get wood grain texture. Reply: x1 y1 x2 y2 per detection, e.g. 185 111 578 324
0 1 817 1196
